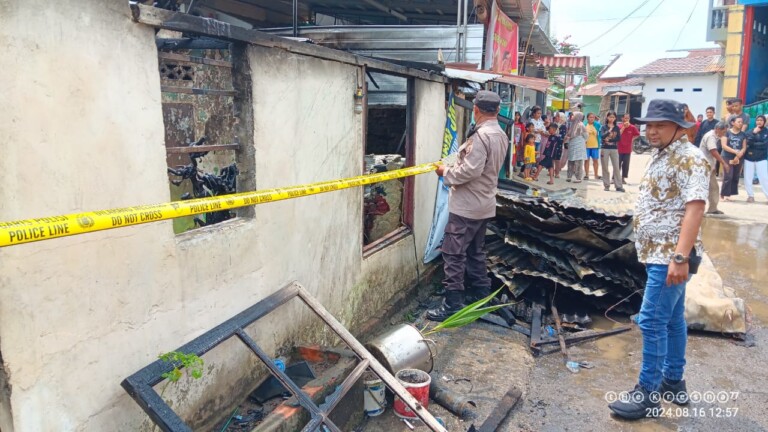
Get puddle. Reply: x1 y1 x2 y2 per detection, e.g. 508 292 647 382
701 219 768 322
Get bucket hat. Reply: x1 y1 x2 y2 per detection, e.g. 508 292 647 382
635 99 695 128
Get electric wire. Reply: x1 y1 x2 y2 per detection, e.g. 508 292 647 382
673 0 700 48
579 0 652 49
601 0 667 56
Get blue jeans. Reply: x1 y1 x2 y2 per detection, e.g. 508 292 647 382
637 264 687 392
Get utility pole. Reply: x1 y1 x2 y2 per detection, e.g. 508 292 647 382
456 0 469 62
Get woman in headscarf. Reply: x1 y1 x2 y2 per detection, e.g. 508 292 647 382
565 112 588 183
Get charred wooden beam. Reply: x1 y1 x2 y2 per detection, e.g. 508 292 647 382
166 144 240 153
160 85 237 96
534 325 633 349
131 3 446 83
474 385 523 432
156 37 231 50
158 52 233 68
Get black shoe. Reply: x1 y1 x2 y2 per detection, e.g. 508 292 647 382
616 188 626 193
706 210 725 215
465 287 491 304
608 384 660 420
434 286 446 296
660 379 689 406
753 179 759 185
604 187 610 191
426 299 463 322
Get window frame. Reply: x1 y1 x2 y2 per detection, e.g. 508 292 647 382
362 70 415 257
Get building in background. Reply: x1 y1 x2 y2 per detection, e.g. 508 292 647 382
577 54 644 121
628 48 724 119
708 0 768 122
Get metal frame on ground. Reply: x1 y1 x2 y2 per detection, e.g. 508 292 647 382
121 281 447 432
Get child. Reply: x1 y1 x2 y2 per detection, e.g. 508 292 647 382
523 134 537 181
533 123 563 184
518 122 536 176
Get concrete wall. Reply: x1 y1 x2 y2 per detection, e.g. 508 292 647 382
640 75 723 118
581 96 602 119
0 1 445 431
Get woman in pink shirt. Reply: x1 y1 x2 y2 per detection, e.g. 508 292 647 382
618 113 640 182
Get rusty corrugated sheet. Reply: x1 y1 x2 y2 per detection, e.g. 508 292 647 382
488 192 644 314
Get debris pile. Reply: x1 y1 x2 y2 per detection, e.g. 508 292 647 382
487 191 645 315
167 136 238 227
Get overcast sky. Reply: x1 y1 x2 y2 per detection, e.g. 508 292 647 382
550 0 719 69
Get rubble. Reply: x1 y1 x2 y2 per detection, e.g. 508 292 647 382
488 191 644 315
488 186 748 337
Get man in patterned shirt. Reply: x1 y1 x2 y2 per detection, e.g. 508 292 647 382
608 100 710 420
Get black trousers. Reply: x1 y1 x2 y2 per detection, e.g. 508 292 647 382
619 153 631 179
442 213 491 293
721 159 744 197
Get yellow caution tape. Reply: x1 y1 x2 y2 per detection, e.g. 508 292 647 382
0 162 438 247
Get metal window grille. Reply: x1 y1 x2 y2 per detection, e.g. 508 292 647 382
121 282 446 432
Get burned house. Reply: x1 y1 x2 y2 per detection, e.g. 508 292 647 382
0 2 455 430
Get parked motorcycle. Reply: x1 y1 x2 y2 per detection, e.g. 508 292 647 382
632 136 651 154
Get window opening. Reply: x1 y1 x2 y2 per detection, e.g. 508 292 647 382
656 88 665 92
363 72 414 250
674 88 683 92
693 88 703 92
157 39 247 233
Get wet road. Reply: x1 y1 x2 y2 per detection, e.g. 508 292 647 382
359 219 768 432
513 220 768 432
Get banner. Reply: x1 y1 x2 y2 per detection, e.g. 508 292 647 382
423 93 460 263
484 2 519 75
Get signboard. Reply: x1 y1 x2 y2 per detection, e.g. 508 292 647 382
484 2 519 75
423 93 459 263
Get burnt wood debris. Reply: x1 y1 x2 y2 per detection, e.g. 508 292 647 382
167 136 238 227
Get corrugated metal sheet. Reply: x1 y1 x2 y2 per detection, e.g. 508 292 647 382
535 54 590 76
494 74 552 93
366 71 409 106
266 25 483 63
443 68 501 84
487 192 644 314
445 64 553 93
264 25 483 105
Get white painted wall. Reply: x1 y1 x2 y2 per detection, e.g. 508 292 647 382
640 74 724 117
0 1 445 431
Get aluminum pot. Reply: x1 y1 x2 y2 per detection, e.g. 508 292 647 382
365 324 436 374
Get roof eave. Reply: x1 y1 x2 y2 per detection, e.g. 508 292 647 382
627 72 722 78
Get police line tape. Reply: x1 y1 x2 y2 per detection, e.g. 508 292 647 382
0 162 439 248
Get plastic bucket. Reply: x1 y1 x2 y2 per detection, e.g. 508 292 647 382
365 324 436 374
393 369 431 419
363 374 386 417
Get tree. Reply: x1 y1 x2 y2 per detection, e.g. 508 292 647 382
587 65 606 84
551 35 580 56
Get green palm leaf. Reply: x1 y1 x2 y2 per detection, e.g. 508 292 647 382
423 288 516 335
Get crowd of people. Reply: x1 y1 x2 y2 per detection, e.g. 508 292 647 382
509 97 768 211
511 105 639 192
429 91 758 422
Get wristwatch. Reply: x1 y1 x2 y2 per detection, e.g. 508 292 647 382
671 253 690 264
